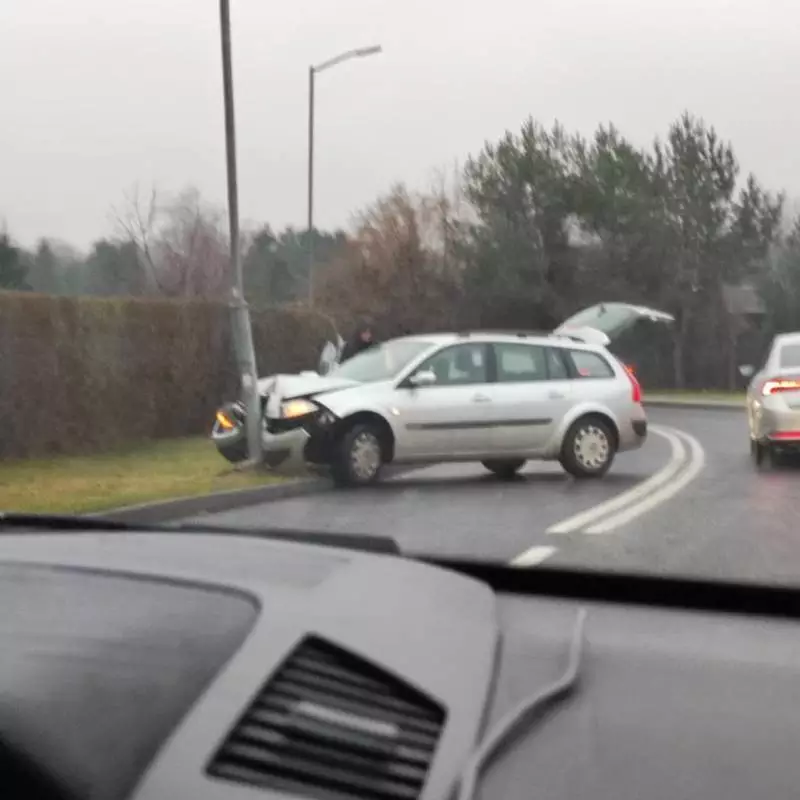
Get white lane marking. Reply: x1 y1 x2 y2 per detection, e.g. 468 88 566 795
546 425 687 534
509 545 558 567
585 429 705 534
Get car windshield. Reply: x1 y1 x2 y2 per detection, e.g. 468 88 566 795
4 3 800 598
331 339 433 383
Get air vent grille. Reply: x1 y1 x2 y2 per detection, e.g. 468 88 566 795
207 636 446 800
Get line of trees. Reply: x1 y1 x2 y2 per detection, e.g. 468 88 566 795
4 111 800 389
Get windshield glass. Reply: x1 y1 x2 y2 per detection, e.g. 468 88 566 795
779 344 800 369
4 2 800 597
332 339 433 382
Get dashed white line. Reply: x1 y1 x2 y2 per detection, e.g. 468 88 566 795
509 545 558 567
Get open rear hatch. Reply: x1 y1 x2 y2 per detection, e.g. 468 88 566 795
554 302 674 344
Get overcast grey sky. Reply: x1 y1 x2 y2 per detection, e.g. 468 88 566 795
1 0 798 249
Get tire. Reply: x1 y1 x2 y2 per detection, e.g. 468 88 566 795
216 437 248 464
559 416 616 479
331 423 384 487
482 459 526 480
751 438 766 468
768 444 786 468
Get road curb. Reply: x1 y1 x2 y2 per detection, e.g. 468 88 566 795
645 399 744 412
95 477 330 525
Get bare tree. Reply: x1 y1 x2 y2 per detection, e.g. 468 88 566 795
113 185 230 298
319 184 462 333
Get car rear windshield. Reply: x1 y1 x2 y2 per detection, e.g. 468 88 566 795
569 349 615 378
332 339 433 383
779 343 800 369
559 303 638 335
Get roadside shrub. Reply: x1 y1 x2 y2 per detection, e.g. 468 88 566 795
0 292 331 458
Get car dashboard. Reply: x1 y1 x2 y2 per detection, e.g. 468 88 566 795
2 530 800 800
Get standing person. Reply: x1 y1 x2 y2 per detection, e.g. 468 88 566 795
340 321 377 363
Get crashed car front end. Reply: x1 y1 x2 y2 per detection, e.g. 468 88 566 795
210 335 344 468
262 395 341 474
210 371 357 475
210 378 309 472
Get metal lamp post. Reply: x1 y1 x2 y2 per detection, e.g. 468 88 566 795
219 0 262 465
306 45 382 307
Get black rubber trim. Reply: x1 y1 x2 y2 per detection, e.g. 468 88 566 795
633 419 647 436
405 418 551 431
420 558 800 621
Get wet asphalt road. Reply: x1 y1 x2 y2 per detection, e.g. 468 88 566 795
194 407 800 585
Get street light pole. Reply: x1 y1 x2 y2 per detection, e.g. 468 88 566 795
307 65 315 305
306 45 382 307
219 0 262 465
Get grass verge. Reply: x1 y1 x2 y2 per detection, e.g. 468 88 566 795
0 437 286 515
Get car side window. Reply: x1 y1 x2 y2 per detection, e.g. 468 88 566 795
416 343 488 386
546 347 570 380
568 349 615 378
494 343 548 382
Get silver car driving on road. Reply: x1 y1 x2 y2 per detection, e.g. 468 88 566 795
743 331 800 466
255 330 649 487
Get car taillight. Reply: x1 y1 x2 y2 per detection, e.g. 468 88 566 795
761 377 800 396
624 364 642 403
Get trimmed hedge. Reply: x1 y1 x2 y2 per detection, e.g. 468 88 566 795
0 292 332 458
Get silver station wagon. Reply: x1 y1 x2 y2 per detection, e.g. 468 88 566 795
212 303 673 487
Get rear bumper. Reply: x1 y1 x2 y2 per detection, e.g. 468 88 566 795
765 431 800 453
617 406 648 452
753 403 800 446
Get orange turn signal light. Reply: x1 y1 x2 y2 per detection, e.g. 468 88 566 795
216 410 236 430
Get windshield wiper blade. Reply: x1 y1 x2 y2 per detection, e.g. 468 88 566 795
0 512 399 555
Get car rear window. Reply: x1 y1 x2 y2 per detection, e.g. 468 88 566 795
779 343 800 369
568 349 615 378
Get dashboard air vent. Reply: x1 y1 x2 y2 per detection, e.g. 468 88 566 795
207 636 445 800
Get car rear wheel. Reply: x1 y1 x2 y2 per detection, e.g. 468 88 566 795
482 459 526 480
751 438 766 467
331 423 384 487
560 417 616 478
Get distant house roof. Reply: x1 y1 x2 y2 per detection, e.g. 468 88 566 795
723 283 765 316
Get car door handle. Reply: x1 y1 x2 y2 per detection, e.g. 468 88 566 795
472 393 491 403
548 391 565 399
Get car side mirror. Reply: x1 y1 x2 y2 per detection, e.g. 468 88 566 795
738 364 755 378
408 369 437 387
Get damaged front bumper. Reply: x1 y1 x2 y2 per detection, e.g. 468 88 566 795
211 397 337 475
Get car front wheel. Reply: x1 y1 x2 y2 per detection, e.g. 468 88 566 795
331 423 384 487
482 459 526 480
560 417 616 478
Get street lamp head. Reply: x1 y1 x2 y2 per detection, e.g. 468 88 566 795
313 45 383 73
355 45 382 58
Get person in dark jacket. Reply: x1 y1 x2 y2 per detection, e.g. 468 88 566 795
340 321 376 363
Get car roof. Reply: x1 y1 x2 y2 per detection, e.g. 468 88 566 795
773 332 800 348
390 331 605 351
